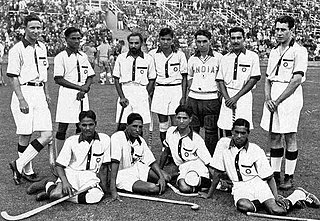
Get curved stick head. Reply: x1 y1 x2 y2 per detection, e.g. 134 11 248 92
191 204 200 210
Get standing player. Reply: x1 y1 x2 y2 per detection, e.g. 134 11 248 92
216 27 261 136
54 27 95 154
7 14 52 185
260 16 308 190
83 41 97 69
187 30 223 155
32 110 110 204
113 32 156 131
201 118 319 215
97 38 112 82
110 113 170 201
0 40 5 85
159 105 214 193
149 28 188 151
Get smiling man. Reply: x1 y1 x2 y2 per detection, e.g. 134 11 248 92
260 16 308 190
216 27 261 137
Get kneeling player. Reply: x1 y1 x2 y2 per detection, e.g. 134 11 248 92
110 113 171 201
29 110 110 204
159 105 215 193
202 118 320 215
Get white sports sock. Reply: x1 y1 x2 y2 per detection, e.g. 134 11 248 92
16 144 39 173
285 159 297 175
18 152 34 175
286 189 306 205
270 157 283 172
45 182 55 193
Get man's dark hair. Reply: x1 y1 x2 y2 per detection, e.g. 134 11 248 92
24 14 41 27
79 110 97 122
232 118 250 133
127 32 144 43
159 28 174 38
275 15 295 30
175 105 193 118
127 113 143 125
229 27 245 38
64 27 82 38
194 30 211 40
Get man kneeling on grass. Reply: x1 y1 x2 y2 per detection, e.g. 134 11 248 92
110 113 171 201
27 110 111 204
200 118 320 215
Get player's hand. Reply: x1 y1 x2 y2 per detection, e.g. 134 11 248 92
225 97 238 109
81 85 90 93
19 98 29 114
198 191 212 199
62 181 75 197
265 99 277 112
157 178 166 194
119 97 129 107
275 196 289 210
76 91 86 101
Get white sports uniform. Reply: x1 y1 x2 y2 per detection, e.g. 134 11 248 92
7 38 52 134
55 132 111 203
216 48 261 130
260 40 308 133
149 47 188 115
54 49 95 123
110 131 156 192
113 51 156 124
164 126 213 181
212 137 274 205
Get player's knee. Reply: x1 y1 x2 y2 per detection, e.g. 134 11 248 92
147 183 160 194
267 205 287 216
159 121 169 132
178 181 193 193
42 131 53 142
49 190 65 201
78 188 104 204
236 199 256 213
204 115 218 132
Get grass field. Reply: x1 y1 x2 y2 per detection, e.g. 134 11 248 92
0 63 319 221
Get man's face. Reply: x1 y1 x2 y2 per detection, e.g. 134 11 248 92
128 36 142 54
275 22 292 44
195 35 210 53
127 120 143 138
159 34 173 50
176 112 192 130
79 117 96 139
66 32 82 51
231 125 249 147
230 31 245 51
25 20 42 42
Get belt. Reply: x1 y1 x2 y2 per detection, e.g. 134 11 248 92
156 83 181 86
189 89 218 94
22 82 44 86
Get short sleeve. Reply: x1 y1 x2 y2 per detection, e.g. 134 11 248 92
211 138 227 172
56 137 72 167
293 46 308 80
7 45 21 76
53 53 65 77
147 55 156 80
100 133 111 164
179 52 188 75
194 135 212 166
187 57 194 78
254 146 273 180
141 139 156 166
110 132 123 162
112 56 121 79
251 52 261 78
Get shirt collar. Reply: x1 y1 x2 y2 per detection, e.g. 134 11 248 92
22 38 40 48
274 38 295 49
194 47 214 57
124 130 142 145
78 132 100 143
173 126 194 140
65 47 82 57
126 50 144 58
156 45 177 53
229 47 246 55
229 138 249 151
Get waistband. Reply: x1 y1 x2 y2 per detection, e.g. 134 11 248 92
189 89 218 94
22 82 44 86
122 82 145 86
156 83 181 86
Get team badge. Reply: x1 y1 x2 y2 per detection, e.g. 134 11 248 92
84 70 88 74
184 152 189 157
283 62 288 67
245 169 251 174
242 67 247 72
43 61 47 66
96 158 101 163
174 67 178 72
140 70 144 74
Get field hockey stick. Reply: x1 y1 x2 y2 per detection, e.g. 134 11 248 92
232 107 236 123
167 183 199 197
1 183 98 221
48 141 58 177
148 95 154 148
118 192 200 210
247 212 319 221
116 106 125 131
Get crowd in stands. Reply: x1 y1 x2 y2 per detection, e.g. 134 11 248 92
1 0 320 60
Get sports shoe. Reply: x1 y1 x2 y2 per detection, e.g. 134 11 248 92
22 172 41 182
279 175 293 190
36 191 49 201
9 161 22 185
26 178 49 195
296 187 320 208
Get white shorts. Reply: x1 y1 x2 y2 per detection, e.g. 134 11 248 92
178 159 209 181
116 162 150 192
56 168 103 203
260 83 303 133
218 88 253 130
11 85 52 134
116 85 151 124
151 85 182 115
232 177 274 205
55 86 90 123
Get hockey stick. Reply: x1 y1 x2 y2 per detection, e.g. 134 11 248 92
116 106 125 131
118 192 200 210
167 183 199 197
247 212 319 221
232 107 236 123
1 184 97 221
48 141 57 177
148 112 154 148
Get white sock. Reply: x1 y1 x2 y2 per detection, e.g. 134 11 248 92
18 152 34 175
286 189 306 205
45 182 55 193
16 144 39 172
285 159 297 175
270 157 283 172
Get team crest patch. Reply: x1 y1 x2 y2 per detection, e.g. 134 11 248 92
84 70 88 74
184 152 189 157
140 70 144 74
43 61 47 66
96 158 101 163
245 169 251 174
174 67 178 72
283 62 288 67
242 67 247 72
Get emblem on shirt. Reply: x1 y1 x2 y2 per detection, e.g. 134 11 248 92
184 152 189 157
174 67 178 72
84 70 88 74
283 62 288 67
43 61 47 66
242 67 247 72
140 70 144 74
96 158 101 163
245 169 251 174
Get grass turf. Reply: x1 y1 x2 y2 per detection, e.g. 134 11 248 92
0 64 319 221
